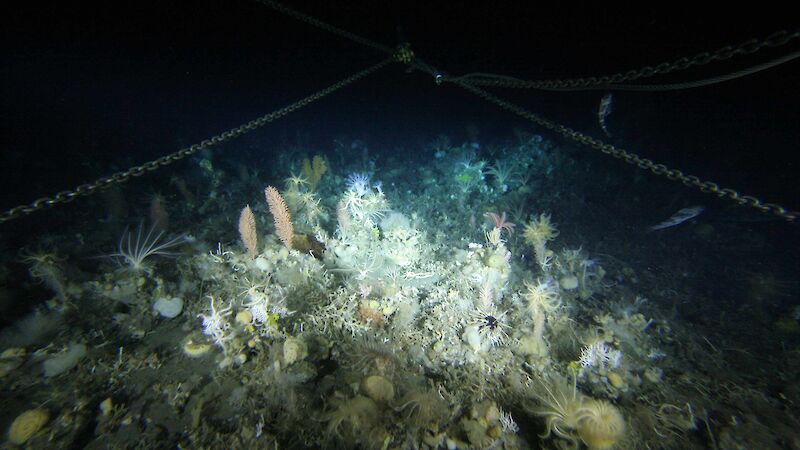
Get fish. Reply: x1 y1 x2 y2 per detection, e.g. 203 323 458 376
649 206 705 231
598 93 613 137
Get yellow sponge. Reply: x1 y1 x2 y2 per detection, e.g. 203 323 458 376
8 409 49 445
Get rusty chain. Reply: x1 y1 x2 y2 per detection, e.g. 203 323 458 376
0 58 393 225
448 29 800 90
454 80 798 222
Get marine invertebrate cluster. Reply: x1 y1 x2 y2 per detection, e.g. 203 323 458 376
4 130 737 449
181 154 639 447
341 172 388 225
241 283 287 336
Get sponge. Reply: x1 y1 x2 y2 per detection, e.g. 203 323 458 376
8 409 49 445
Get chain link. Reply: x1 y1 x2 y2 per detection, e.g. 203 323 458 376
258 0 798 221
452 30 800 90
455 81 798 222
0 58 392 225
255 0 394 56
5 1 797 227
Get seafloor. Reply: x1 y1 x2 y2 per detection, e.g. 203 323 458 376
1 132 798 449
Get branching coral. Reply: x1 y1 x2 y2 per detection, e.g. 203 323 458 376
198 296 232 350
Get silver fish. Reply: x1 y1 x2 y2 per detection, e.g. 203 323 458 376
649 206 705 231
598 93 613 137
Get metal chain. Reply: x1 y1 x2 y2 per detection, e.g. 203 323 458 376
450 29 800 90
255 0 394 56
455 80 799 222
574 48 800 91
0 58 393 225
248 3 800 222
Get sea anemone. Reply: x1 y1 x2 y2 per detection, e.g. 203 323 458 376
577 399 626 449
393 388 450 427
523 279 561 314
324 395 380 439
529 375 585 448
522 213 559 246
528 375 626 449
344 334 400 376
